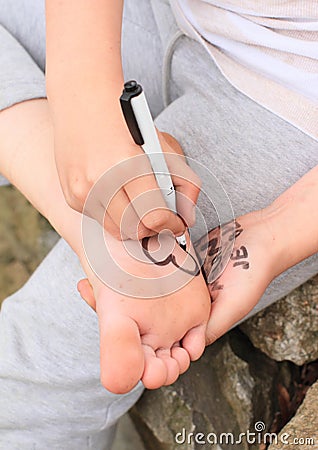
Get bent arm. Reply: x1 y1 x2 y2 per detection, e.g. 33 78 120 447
45 0 132 213
194 164 318 281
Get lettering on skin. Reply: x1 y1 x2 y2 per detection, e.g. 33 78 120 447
194 220 252 295
230 245 250 270
209 282 224 292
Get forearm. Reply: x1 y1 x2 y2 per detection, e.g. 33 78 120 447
263 165 318 276
45 0 125 132
195 165 318 283
0 100 83 256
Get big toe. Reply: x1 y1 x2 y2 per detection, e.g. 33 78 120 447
99 315 144 394
182 324 206 361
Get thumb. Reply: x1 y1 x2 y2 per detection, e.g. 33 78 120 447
205 285 263 346
159 132 201 228
159 131 185 157
77 279 96 310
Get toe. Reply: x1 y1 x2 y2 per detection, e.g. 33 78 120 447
155 348 180 386
99 315 144 394
182 324 206 361
141 345 168 389
171 345 190 374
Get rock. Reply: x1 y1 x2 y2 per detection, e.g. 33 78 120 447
0 260 29 299
240 276 318 365
268 381 318 450
112 414 146 450
0 186 58 303
131 330 286 450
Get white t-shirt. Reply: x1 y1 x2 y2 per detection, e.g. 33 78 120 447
170 0 318 139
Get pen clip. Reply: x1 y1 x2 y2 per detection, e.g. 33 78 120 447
120 80 144 146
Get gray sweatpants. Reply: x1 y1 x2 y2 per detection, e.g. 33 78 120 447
0 0 317 448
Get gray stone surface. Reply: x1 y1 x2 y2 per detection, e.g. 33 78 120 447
268 381 318 450
131 331 287 450
112 414 146 450
241 276 318 365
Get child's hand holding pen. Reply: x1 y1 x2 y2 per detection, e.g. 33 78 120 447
50 81 200 242
46 1 201 242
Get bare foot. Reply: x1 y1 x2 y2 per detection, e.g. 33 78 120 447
78 232 210 394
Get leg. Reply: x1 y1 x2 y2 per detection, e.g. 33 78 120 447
0 0 165 118
122 0 165 117
0 0 46 71
1 0 209 414
0 10 148 447
153 32 318 317
0 240 143 449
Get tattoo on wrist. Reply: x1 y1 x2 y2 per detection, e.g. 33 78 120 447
209 282 224 292
230 245 250 270
194 220 250 294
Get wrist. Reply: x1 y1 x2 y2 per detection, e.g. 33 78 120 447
49 96 134 166
256 202 297 278
48 81 126 129
47 74 124 107
234 209 283 281
261 166 318 276
195 210 280 286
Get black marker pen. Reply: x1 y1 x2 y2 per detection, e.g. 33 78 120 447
120 80 187 250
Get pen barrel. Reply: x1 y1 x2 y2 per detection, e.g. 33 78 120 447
131 92 177 213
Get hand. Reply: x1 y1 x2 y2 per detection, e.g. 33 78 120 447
196 210 279 345
77 232 211 394
53 110 201 241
